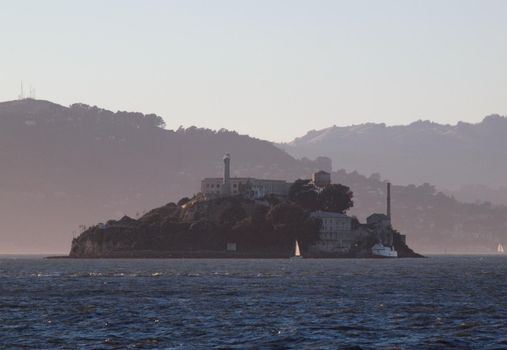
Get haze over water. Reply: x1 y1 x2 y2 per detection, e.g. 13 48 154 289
2 256 506 349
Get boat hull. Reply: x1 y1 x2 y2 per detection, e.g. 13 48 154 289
371 243 398 258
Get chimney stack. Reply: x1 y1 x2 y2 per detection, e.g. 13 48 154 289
223 153 231 196
387 182 391 220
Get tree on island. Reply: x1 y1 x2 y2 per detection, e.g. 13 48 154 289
177 197 191 206
289 180 354 214
288 179 319 211
318 184 354 214
267 202 321 249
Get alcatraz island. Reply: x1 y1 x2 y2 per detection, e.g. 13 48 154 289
69 154 421 258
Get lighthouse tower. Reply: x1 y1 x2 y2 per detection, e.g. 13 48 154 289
222 153 231 196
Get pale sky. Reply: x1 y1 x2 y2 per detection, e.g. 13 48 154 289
1 0 506 142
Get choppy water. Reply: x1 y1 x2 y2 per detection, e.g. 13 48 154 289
1 256 507 349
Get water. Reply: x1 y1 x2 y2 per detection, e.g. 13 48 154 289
1 256 507 349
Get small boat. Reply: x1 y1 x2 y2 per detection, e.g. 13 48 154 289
291 240 302 259
371 243 398 258
498 243 504 253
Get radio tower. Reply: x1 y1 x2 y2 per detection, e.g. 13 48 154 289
29 86 36 99
18 81 25 100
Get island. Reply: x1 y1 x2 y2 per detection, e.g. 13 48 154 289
69 154 421 258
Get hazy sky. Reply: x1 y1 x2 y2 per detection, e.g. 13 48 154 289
1 0 506 142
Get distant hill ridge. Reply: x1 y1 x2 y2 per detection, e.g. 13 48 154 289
280 115 507 192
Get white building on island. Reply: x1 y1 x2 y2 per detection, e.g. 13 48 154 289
201 176 291 198
309 211 366 253
200 154 291 199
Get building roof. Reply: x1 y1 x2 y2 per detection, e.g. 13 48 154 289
367 213 389 220
202 177 288 184
251 179 289 184
311 210 350 219
202 177 252 182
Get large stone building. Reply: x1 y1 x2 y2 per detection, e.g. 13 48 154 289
310 211 359 252
309 211 371 253
201 154 335 199
201 177 291 198
200 154 291 198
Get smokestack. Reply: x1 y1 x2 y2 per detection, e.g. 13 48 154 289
223 153 231 196
387 182 391 220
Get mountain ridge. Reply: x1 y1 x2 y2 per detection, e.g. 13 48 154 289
280 115 507 193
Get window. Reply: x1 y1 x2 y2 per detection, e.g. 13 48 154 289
233 184 237 188
211 184 215 188
206 184 210 188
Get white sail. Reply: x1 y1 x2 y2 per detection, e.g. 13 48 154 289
294 240 301 257
498 243 504 253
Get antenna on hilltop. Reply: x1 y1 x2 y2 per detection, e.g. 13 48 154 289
18 81 25 100
29 85 36 99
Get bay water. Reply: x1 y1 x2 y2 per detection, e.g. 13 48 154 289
1 256 506 349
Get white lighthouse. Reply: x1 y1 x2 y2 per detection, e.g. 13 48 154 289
222 153 231 196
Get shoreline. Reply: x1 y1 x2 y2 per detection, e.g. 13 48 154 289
47 250 424 259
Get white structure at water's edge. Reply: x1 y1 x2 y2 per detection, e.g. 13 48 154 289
371 243 398 258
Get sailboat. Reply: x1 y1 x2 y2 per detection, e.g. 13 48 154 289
291 240 302 259
498 243 504 254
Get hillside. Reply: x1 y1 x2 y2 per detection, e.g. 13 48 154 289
1 99 506 254
0 99 328 253
280 117 507 203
